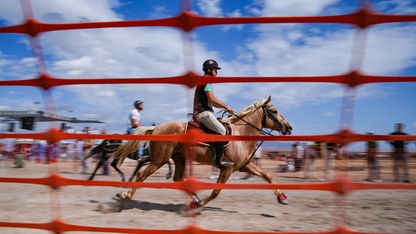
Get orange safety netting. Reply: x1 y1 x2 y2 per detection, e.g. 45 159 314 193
0 0 416 233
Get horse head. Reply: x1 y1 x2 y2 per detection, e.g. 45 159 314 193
262 96 292 135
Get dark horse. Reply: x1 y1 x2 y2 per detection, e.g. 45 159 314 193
85 139 172 181
114 96 292 210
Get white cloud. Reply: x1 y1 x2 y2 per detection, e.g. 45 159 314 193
33 0 122 23
362 24 416 75
0 55 37 80
196 0 223 17
221 9 244 31
259 0 339 16
0 0 24 25
375 0 416 14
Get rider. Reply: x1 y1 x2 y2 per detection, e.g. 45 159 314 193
127 100 147 159
193 59 235 168
127 100 144 134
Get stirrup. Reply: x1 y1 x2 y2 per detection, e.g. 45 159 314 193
137 155 150 162
217 156 234 168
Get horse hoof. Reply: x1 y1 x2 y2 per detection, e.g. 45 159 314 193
181 201 203 217
189 201 200 210
165 173 172 180
116 192 130 200
277 192 289 205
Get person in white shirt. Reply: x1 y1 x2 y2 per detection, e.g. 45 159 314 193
2 138 14 160
127 100 146 159
127 100 144 134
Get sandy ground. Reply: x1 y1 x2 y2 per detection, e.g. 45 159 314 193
0 156 415 234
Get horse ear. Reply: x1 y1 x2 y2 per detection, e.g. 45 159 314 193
266 95 271 103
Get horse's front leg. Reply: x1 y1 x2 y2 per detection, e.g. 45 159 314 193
198 167 233 207
240 162 288 205
88 156 106 180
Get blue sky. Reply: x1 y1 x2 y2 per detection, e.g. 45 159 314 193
0 0 415 151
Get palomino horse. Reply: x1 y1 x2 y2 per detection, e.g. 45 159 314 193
114 96 292 210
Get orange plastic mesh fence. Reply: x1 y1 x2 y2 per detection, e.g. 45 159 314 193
0 0 415 233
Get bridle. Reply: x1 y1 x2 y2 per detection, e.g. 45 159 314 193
261 105 282 133
228 104 283 137
227 104 284 163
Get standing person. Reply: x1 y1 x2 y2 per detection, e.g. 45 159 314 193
389 123 411 183
65 126 77 161
15 145 25 168
100 129 110 175
193 59 234 168
291 142 304 173
2 138 14 167
80 127 94 174
324 142 338 180
303 142 319 179
253 145 263 168
242 145 263 180
364 132 381 182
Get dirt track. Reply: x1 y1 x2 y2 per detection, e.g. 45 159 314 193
0 157 415 233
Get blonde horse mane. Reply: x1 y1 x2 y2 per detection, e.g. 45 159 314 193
221 98 268 124
115 126 155 166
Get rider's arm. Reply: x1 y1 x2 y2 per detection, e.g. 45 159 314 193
206 91 234 114
131 117 142 128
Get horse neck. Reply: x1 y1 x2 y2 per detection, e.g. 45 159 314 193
233 107 264 136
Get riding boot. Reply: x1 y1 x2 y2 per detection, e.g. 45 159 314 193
212 141 234 168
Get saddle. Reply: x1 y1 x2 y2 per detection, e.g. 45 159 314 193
185 115 232 147
101 139 122 153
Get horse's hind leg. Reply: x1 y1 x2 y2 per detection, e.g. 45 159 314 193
165 159 173 180
116 162 164 200
240 162 288 205
110 158 126 182
128 160 146 182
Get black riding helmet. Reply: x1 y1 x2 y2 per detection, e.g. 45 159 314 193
134 100 143 107
202 59 221 74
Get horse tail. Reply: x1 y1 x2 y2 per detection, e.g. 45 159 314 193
114 126 155 167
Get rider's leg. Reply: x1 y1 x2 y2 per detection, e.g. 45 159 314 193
212 141 233 167
194 111 233 168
